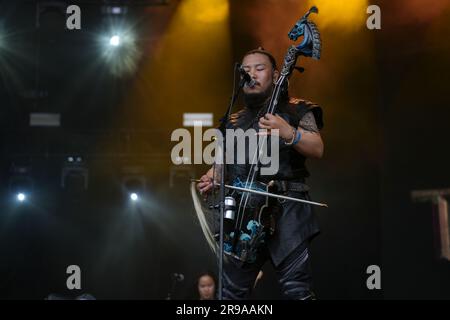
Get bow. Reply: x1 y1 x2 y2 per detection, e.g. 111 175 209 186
190 181 218 254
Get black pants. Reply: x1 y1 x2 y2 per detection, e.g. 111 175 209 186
222 241 314 300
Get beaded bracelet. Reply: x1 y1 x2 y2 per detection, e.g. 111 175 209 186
284 127 297 146
292 130 302 145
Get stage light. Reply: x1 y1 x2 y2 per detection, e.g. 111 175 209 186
101 5 128 16
189 0 229 23
9 163 34 203
61 155 88 191
109 35 120 47
130 193 139 201
121 166 147 202
99 27 141 77
111 7 122 15
307 0 368 30
16 193 26 202
35 1 67 28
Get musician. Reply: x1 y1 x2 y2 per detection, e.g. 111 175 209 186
197 48 324 300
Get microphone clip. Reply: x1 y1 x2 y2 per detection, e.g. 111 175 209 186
237 64 256 88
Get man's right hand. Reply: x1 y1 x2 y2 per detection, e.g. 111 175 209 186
197 174 214 195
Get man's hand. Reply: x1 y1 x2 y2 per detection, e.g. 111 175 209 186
197 174 214 195
259 111 323 159
258 113 294 140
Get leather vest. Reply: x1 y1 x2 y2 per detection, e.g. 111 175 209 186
224 97 323 184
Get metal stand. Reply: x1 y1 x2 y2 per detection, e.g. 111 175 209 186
216 64 246 300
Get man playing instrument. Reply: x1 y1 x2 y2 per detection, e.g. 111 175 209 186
197 48 324 300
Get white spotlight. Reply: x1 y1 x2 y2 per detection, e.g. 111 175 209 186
130 193 139 201
17 193 26 202
111 7 123 15
109 35 120 47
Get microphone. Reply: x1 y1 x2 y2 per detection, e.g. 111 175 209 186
173 273 184 282
238 65 256 88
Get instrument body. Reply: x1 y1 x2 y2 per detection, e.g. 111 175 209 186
223 7 322 263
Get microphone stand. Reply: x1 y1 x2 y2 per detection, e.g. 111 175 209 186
165 274 182 300
217 63 246 300
165 277 176 300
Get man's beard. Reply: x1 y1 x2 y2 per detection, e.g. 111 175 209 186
243 85 273 110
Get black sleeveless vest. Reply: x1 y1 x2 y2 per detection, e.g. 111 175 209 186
224 97 324 184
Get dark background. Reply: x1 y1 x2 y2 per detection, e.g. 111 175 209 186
0 0 449 299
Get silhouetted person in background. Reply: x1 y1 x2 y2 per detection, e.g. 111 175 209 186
194 272 217 300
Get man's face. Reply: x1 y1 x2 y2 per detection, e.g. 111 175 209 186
241 53 279 95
